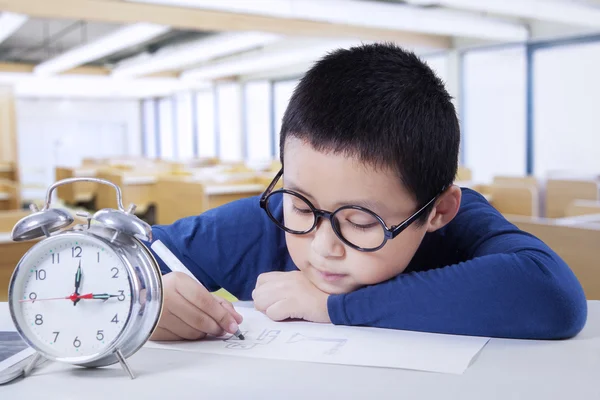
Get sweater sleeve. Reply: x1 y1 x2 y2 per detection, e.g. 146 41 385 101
146 195 292 300
327 189 588 339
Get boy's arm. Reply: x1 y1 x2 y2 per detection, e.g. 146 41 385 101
148 196 291 299
327 189 588 339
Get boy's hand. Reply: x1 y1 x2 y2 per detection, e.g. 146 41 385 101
150 272 243 341
252 271 330 323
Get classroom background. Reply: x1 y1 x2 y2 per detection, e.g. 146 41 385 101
0 0 599 303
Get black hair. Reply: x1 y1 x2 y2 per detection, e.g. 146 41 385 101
279 42 460 223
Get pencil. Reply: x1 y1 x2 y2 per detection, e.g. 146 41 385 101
150 240 245 340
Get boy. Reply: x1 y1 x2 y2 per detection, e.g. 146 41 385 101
148 43 587 342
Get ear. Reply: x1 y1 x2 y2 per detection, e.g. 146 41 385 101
426 185 461 233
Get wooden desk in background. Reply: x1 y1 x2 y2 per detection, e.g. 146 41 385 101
0 234 39 302
154 177 265 225
0 162 17 181
55 167 98 205
0 179 20 211
489 183 539 217
546 179 600 218
0 210 39 301
509 215 600 300
565 199 600 217
95 171 157 214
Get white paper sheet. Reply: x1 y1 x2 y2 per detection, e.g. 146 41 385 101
145 307 489 374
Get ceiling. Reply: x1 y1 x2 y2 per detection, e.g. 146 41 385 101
0 18 212 65
0 0 599 99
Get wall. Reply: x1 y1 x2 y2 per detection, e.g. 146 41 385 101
16 98 141 200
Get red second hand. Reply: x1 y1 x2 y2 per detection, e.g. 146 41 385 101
19 296 70 303
68 293 93 302
19 293 95 303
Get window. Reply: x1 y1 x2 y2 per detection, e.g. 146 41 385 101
142 99 157 158
244 80 273 165
175 92 195 160
273 79 299 158
158 97 175 159
533 40 600 177
196 90 216 158
216 82 243 162
462 46 527 183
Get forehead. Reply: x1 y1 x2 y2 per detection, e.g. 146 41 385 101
282 138 415 214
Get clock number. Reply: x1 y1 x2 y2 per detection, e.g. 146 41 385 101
117 290 125 301
35 269 46 280
111 314 119 324
73 337 81 348
35 314 43 325
29 292 37 302
111 267 119 279
96 330 104 341
97 252 100 263
52 332 60 342
72 246 82 258
52 253 60 264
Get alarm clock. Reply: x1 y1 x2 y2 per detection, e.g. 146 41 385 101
7 177 163 379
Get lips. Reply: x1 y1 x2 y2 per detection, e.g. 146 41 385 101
313 267 346 282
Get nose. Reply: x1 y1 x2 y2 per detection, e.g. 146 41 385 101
310 218 345 258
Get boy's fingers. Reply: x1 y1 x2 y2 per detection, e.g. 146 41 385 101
169 293 224 337
159 310 207 341
265 300 291 322
255 271 285 288
151 326 184 341
212 295 243 324
252 283 278 313
176 276 239 335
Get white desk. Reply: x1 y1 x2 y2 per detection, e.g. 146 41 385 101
122 176 157 185
204 184 265 195
1 301 599 399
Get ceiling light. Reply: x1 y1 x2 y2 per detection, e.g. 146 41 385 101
112 31 281 78
0 12 28 45
34 23 170 77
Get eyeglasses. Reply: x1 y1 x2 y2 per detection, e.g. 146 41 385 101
259 169 444 252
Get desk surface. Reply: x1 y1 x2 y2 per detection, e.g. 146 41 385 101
1 301 599 399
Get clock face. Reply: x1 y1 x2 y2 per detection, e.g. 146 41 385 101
10 233 133 361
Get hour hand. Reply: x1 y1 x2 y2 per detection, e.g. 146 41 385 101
74 293 119 301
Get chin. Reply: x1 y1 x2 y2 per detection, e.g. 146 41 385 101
308 273 359 295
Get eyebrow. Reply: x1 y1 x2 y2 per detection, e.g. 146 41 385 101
284 180 393 217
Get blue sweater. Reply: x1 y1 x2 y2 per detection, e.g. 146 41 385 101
149 188 587 339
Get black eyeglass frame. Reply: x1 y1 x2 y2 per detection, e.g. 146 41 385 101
259 169 445 252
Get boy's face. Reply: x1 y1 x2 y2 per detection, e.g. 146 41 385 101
282 137 451 295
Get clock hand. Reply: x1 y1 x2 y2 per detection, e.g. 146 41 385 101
73 293 120 301
19 296 71 303
73 260 83 306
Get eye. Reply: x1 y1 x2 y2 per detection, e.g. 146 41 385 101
292 204 313 215
346 220 379 231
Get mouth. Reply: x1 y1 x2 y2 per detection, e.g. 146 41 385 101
314 268 347 282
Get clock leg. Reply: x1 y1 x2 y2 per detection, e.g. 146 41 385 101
23 352 44 377
115 349 136 380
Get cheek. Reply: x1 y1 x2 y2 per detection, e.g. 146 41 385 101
284 232 310 271
349 230 425 285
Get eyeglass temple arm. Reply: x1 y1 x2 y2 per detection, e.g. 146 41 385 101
261 168 283 201
389 187 447 237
